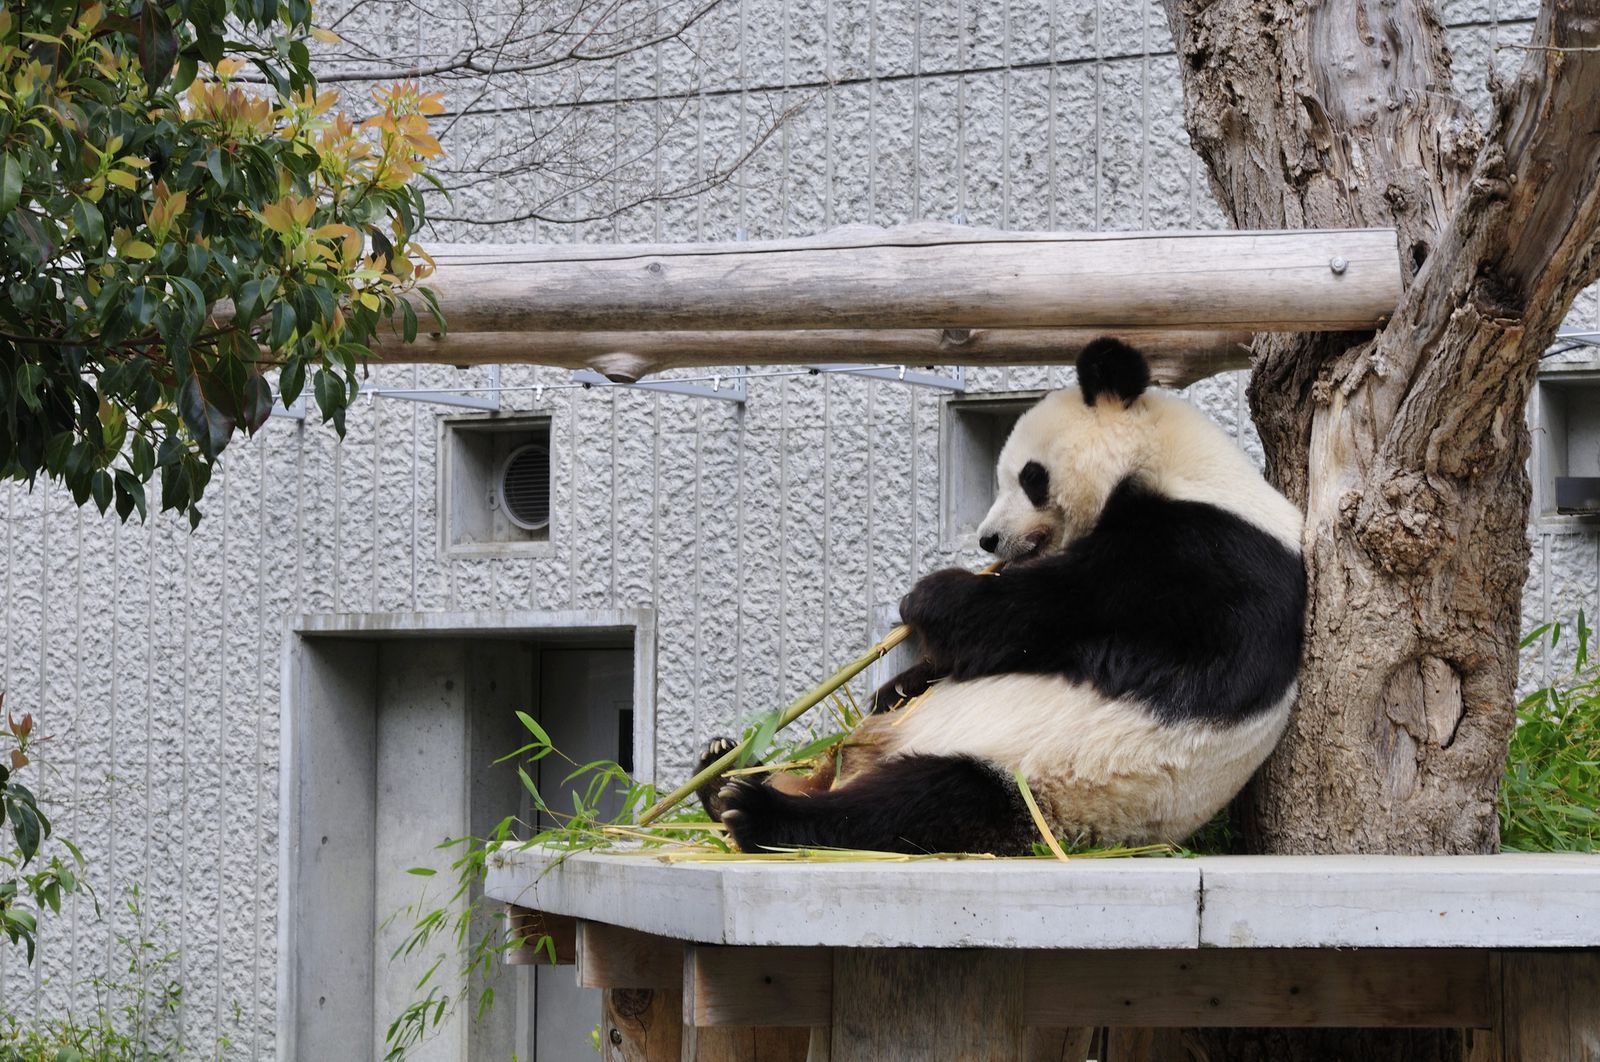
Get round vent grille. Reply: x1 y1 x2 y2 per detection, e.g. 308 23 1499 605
496 442 550 531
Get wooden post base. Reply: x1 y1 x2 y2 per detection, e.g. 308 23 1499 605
829 949 1023 1061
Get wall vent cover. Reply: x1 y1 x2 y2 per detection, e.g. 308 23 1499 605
497 442 551 530
440 414 553 556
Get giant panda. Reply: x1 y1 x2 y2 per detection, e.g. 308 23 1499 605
701 338 1306 855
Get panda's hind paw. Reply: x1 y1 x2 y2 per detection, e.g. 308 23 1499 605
694 737 744 820
717 777 782 852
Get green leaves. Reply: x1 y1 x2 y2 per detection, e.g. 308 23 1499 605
69 198 104 249
178 374 236 460
0 0 442 526
1 700 84 967
1503 618 1600 852
4 787 44 863
0 154 21 218
136 2 179 91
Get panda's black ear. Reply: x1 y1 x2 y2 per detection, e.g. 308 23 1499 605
1076 337 1150 408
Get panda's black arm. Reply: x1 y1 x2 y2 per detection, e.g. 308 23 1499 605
896 559 1098 678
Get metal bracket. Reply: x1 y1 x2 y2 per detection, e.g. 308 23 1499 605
568 368 748 403
804 364 966 391
362 365 503 411
1557 326 1600 348
363 387 500 411
268 397 307 421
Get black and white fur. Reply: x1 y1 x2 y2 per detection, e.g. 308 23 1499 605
710 338 1306 855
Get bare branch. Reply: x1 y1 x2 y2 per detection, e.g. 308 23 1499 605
1374 0 1600 475
297 0 789 235
431 92 813 227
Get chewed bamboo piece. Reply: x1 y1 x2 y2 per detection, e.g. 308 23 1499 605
889 684 938 726
635 559 1006 826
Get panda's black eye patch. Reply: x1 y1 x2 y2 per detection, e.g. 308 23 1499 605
1019 461 1050 507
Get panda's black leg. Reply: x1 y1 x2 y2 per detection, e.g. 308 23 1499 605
717 755 1036 856
693 737 745 820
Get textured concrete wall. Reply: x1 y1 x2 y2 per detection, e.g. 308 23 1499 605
0 1 1587 1057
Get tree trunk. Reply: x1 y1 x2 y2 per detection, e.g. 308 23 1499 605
1161 0 1600 1055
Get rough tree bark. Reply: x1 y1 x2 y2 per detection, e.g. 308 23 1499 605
1160 0 1600 1056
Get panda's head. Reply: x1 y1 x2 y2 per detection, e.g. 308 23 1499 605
976 338 1159 561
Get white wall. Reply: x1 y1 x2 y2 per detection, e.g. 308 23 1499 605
1 1 1587 1057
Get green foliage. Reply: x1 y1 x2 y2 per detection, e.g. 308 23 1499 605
382 709 677 1060
1502 615 1600 852
1 694 88 964
0 886 199 1061
0 0 443 525
1177 806 1237 856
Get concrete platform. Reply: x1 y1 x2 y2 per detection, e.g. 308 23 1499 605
484 847 1600 950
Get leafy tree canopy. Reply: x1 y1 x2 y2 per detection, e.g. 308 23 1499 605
0 0 443 525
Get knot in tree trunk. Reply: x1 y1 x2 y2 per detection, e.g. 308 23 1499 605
1349 471 1454 575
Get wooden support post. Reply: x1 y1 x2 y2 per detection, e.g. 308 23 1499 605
501 905 576 966
680 945 826 1061
681 1026 813 1062
1100 1029 1191 1062
1023 1027 1095 1062
830 948 1025 1061
1466 950 1600 1061
602 986 684 1062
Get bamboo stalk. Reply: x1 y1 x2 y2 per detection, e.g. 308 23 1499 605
635 626 913 825
635 561 1004 826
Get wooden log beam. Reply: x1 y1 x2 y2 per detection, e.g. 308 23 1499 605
678 946 1495 1029
405 225 1399 335
1021 949 1493 1028
685 945 833 1027
578 921 682 989
366 326 1254 387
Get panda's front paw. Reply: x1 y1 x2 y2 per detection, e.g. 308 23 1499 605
898 567 979 631
717 777 782 852
870 659 942 713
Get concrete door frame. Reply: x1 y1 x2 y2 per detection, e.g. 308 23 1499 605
275 607 657 1061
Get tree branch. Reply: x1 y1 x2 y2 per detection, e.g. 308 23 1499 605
1372 0 1600 477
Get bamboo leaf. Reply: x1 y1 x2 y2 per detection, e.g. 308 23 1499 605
515 711 549 746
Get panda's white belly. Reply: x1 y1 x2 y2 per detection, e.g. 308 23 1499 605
878 674 1293 845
